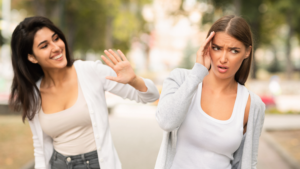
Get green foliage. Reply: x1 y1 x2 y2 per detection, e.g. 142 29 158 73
179 41 197 69
266 108 300 114
11 0 151 55
114 11 138 42
267 55 282 73
261 0 300 45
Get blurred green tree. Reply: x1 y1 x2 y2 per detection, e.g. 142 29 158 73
180 41 197 69
12 0 150 58
262 0 300 79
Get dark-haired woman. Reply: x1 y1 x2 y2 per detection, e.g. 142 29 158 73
9 16 159 169
155 15 265 169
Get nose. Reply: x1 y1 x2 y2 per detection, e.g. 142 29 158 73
51 42 60 53
220 50 228 64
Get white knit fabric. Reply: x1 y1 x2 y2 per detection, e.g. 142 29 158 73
171 82 249 169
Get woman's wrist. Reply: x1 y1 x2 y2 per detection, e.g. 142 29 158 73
128 76 148 92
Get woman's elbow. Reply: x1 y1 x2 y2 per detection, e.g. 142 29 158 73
153 91 160 102
155 112 177 132
140 91 160 103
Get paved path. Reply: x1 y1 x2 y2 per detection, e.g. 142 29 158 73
109 103 297 169
263 114 300 130
257 136 291 169
109 116 162 169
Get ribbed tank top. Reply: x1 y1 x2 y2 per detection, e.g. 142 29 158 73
39 83 97 156
171 82 249 169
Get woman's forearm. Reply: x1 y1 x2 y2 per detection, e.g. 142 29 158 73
128 76 148 92
156 63 208 131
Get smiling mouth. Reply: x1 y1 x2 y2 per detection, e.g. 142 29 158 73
52 53 62 60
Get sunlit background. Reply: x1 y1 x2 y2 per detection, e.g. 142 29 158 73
0 0 299 169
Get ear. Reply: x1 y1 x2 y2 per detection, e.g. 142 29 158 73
245 46 252 59
28 54 38 64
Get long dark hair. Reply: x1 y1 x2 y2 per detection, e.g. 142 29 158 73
207 15 253 85
9 16 74 122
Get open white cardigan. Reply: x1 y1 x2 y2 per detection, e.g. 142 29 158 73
28 60 160 169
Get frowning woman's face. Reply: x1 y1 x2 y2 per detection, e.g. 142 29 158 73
209 32 251 80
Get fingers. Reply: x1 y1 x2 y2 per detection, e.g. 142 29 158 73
108 49 122 62
204 31 215 46
204 52 211 68
197 31 215 56
117 50 127 61
202 31 215 51
104 50 118 64
103 49 127 64
196 31 215 68
101 55 115 68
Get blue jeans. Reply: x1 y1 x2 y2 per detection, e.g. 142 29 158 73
50 149 100 169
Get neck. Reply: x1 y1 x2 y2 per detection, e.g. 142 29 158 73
41 65 73 87
203 70 237 94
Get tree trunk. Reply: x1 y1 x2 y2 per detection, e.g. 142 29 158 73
33 0 46 16
250 21 260 79
285 12 294 80
105 16 113 49
234 0 241 15
66 11 75 56
59 0 66 31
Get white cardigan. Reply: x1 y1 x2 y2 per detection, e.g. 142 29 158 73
28 60 160 169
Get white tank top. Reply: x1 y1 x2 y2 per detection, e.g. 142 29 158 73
171 82 249 169
39 83 97 156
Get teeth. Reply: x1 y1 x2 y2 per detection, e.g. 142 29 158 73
52 54 62 60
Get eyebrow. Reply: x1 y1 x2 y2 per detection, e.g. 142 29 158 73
37 33 57 47
212 43 241 50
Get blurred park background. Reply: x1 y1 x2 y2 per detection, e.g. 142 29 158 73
0 0 300 169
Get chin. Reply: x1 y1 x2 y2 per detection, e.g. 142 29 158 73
54 57 68 69
211 67 232 80
215 73 231 80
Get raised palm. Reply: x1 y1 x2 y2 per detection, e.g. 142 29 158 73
101 49 136 84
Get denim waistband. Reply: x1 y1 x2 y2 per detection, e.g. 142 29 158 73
52 149 98 164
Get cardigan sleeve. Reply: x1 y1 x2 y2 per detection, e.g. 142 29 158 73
155 63 208 132
94 60 159 103
251 100 266 168
28 119 47 169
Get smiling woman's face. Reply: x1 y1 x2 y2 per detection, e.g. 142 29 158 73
28 27 67 69
209 31 251 80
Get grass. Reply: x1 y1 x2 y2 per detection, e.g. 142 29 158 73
265 108 300 115
0 115 34 169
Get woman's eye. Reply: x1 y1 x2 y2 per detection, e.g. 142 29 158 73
41 44 47 49
213 47 219 51
231 50 239 54
54 36 59 41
